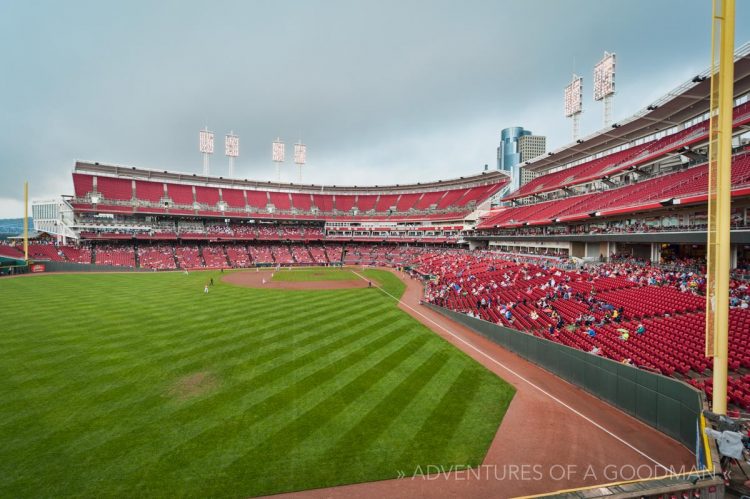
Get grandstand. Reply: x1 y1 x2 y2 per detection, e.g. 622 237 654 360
18 46 750 421
8 35 750 499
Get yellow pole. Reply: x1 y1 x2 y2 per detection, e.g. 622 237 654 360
23 181 29 262
710 0 735 415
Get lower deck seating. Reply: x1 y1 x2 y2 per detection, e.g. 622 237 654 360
27 244 65 261
290 245 313 264
226 245 251 267
201 246 228 268
270 245 294 264
248 245 274 264
60 245 92 263
417 249 750 407
325 245 343 263
307 245 328 264
94 245 135 267
138 245 176 270
175 246 202 268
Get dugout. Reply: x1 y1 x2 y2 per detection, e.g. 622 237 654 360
0 255 28 276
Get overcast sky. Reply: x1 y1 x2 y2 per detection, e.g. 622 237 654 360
0 0 748 218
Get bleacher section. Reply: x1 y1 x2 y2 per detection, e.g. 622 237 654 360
290 245 314 264
135 181 164 202
222 188 246 209
60 245 92 263
201 245 228 268
248 245 274 264
70 163 507 227
506 101 750 201
269 192 291 210
94 245 135 267
479 152 750 229
73 173 94 198
97 177 133 201
167 183 194 205
28 244 64 261
333 195 355 212
415 249 750 408
138 245 176 270
356 194 378 212
325 245 343 263
195 186 220 206
292 193 312 211
246 190 268 209
175 245 201 268
226 245 251 267
308 245 328 264
312 194 333 212
270 244 294 264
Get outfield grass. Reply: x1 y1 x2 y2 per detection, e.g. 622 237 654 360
0 269 514 498
272 268 358 282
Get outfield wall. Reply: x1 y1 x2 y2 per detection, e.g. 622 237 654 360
424 303 703 454
40 261 148 273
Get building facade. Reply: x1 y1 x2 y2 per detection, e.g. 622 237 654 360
497 127 546 192
520 167 540 187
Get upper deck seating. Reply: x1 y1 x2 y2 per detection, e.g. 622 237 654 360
97 177 133 201
135 181 164 202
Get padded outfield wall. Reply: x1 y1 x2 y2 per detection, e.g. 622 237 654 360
423 303 704 454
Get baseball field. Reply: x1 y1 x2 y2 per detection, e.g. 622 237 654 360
0 269 514 497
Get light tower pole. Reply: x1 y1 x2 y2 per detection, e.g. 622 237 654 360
294 141 307 183
225 131 239 178
199 127 215 176
272 138 285 182
564 74 583 141
23 181 28 261
594 52 616 127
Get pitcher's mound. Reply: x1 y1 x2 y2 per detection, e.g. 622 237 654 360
223 270 370 290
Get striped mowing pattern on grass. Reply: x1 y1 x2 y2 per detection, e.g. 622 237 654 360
0 270 514 497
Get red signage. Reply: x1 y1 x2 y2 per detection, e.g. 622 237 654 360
30 263 46 273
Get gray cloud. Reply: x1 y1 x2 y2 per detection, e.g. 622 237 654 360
0 0 748 216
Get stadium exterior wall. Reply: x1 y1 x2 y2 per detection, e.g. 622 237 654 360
423 303 703 454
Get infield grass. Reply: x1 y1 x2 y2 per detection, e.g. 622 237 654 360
272 268 358 281
0 269 514 498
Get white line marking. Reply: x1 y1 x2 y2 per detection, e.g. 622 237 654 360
353 270 672 473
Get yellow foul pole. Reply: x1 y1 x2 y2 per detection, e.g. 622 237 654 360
23 181 29 261
707 0 735 414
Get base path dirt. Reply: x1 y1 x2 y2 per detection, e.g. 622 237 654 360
268 267 696 499
222 269 370 290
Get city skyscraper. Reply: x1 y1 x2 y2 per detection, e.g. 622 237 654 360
497 127 546 192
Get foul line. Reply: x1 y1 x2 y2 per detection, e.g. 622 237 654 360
353 270 672 474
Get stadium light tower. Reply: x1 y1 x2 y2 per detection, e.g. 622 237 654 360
594 52 616 127
564 74 583 141
225 131 239 178
199 127 215 176
23 181 28 261
272 138 285 182
294 141 307 183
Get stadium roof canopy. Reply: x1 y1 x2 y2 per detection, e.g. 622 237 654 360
0 255 25 265
525 41 750 173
